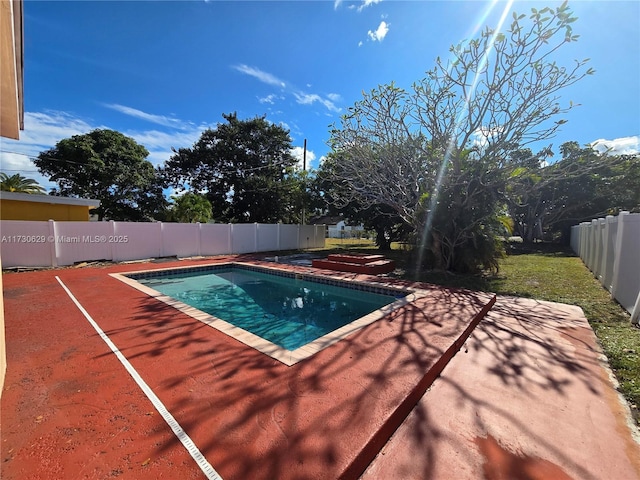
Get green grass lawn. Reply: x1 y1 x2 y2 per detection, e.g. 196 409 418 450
317 238 640 423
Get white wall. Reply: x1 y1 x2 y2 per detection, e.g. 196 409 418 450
0 220 53 267
0 221 325 268
571 212 640 323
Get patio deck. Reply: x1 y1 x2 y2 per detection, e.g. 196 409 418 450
1 256 639 479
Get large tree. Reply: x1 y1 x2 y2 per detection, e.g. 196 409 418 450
326 2 592 272
34 129 166 221
163 113 297 223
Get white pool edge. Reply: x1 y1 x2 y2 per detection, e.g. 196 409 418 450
110 262 425 366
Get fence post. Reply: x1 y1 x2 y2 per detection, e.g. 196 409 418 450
578 222 588 261
593 218 605 280
600 215 614 289
109 221 116 262
610 212 629 304
196 223 202 256
228 224 233 255
277 223 281 251
254 223 259 253
632 291 640 325
47 220 58 267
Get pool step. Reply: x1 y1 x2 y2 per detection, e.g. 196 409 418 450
312 254 396 275
327 254 386 264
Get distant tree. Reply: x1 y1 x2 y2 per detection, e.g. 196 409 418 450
34 129 167 221
162 113 297 223
327 3 592 272
316 152 411 250
506 142 638 243
167 192 212 223
278 169 325 224
0 172 46 194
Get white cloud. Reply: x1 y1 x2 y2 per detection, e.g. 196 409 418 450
0 111 100 191
368 21 389 42
232 64 286 88
103 103 185 129
279 120 303 139
334 0 343 10
258 94 282 105
233 64 342 114
358 0 382 12
358 41 363 47
293 92 341 113
291 146 316 170
590 136 640 155
279 121 291 132
0 110 211 192
12 111 97 154
125 127 206 166
471 125 505 150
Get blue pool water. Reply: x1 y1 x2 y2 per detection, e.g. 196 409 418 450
135 267 398 350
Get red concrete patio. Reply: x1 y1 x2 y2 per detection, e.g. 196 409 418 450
2 256 639 479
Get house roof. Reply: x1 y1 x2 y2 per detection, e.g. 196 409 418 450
0 191 100 207
309 215 344 225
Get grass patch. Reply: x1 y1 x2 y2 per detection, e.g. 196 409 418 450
312 239 640 423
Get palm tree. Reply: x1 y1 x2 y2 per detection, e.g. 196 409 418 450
0 172 46 194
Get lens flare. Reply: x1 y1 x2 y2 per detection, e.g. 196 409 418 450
415 0 514 275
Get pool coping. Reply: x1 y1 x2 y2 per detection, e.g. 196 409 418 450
110 261 427 366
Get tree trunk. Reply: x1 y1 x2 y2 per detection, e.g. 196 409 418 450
375 227 391 251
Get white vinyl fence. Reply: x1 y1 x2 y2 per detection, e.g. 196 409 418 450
570 212 640 324
0 220 325 269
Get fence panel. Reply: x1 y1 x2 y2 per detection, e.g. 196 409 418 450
162 223 199 258
278 225 299 250
231 224 257 254
0 220 53 267
0 221 325 268
315 225 325 248
256 224 278 252
610 213 640 314
571 212 640 319
298 225 316 250
55 221 113 266
112 222 162 262
200 224 231 256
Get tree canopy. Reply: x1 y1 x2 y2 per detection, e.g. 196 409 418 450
324 2 592 272
167 192 213 223
162 113 298 223
0 173 46 194
34 129 166 221
506 142 640 242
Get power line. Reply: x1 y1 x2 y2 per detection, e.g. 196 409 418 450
0 168 41 173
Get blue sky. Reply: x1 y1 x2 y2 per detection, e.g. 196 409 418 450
1 0 638 192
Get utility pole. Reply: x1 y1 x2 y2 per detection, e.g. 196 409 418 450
302 139 306 225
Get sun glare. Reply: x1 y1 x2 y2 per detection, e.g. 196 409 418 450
416 0 514 275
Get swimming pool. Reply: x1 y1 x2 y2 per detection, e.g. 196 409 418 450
113 263 416 365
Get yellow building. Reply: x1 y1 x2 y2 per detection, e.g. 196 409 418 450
0 191 100 221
